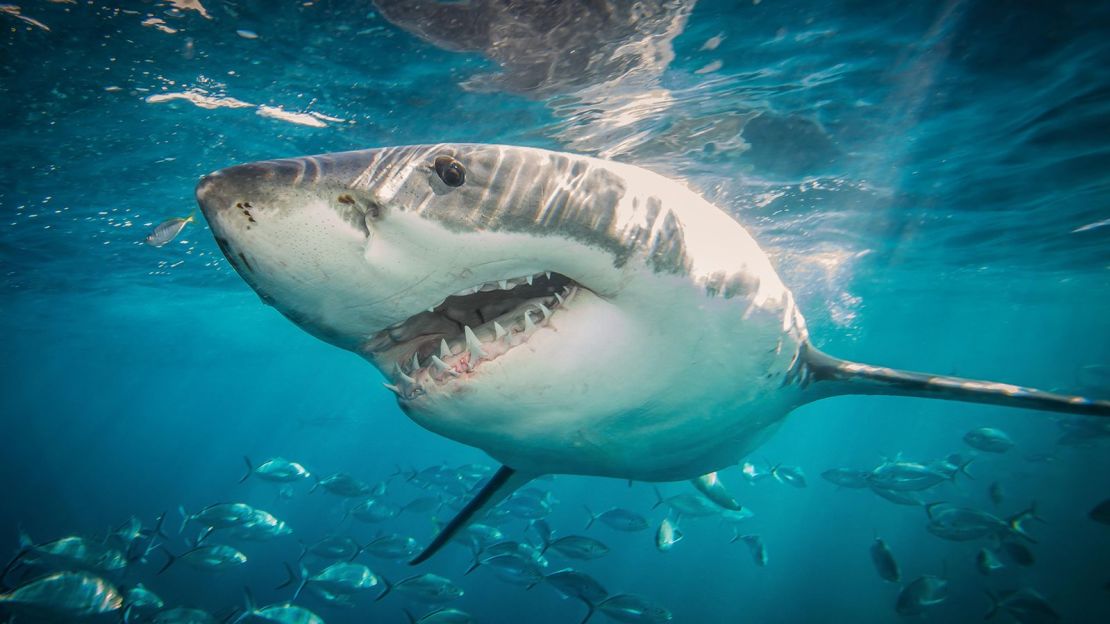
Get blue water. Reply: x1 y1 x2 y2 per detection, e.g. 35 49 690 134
2 1 1109 622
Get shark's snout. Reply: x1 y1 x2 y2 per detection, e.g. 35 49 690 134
195 159 308 223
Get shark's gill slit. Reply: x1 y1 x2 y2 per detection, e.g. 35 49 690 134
366 271 578 399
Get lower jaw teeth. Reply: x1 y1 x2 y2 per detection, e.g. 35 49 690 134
384 285 578 399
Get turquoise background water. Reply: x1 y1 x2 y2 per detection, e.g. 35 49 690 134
2 1 1108 622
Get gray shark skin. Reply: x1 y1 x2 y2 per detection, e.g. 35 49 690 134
195 144 1109 564
371 0 693 95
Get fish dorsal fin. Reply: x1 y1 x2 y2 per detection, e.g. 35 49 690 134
409 465 535 565
800 343 1110 417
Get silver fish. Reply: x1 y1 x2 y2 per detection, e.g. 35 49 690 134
158 544 246 573
311 472 373 497
655 518 683 552
869 537 900 583
733 534 767 567
361 534 419 560
180 503 256 532
469 553 545 588
976 548 1004 575
124 582 164 612
584 507 648 531
16 532 127 572
868 461 954 492
652 489 720 518
348 498 401 523
228 508 292 542
597 594 673 623
771 464 807 488
985 588 1059 624
376 573 463 604
964 427 1015 453
302 535 361 560
241 456 311 483
691 472 745 510
145 214 194 247
895 575 948 615
287 562 379 602
543 535 610 560
545 568 608 606
821 468 871 489
403 608 476 624
0 571 122 617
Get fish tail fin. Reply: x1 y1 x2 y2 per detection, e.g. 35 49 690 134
583 506 597 530
193 527 213 548
403 610 417 624
409 465 535 566
729 528 741 543
239 586 256 622
652 486 665 509
464 548 483 575
295 541 308 563
156 547 177 575
122 603 133 624
152 511 169 541
177 505 189 535
949 457 975 482
308 475 320 493
1 549 28 589
239 457 253 483
375 575 392 602
800 343 1110 417
1007 502 1042 542
275 561 297 590
984 590 1001 620
626 479 634 488
580 601 597 624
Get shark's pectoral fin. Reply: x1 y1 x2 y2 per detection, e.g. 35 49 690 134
409 465 536 565
801 344 1110 417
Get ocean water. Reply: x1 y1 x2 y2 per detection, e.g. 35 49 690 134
2 1 1109 623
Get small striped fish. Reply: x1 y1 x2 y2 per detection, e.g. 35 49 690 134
145 213 194 247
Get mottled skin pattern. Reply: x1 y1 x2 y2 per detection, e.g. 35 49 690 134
197 144 808 481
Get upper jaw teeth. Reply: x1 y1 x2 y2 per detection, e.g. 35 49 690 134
385 283 580 400
447 272 549 299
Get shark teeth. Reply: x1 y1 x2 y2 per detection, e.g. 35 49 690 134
447 272 551 299
429 355 458 376
464 325 486 364
383 284 581 400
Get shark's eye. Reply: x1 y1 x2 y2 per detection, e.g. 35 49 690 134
434 156 465 187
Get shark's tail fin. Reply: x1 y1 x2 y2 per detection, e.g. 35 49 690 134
801 344 1110 417
408 465 535 566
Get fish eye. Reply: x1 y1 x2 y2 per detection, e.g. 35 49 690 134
434 155 465 187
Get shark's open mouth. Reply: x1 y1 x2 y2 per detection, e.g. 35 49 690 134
365 272 581 400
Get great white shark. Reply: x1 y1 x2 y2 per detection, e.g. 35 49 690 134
195 143 1109 564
